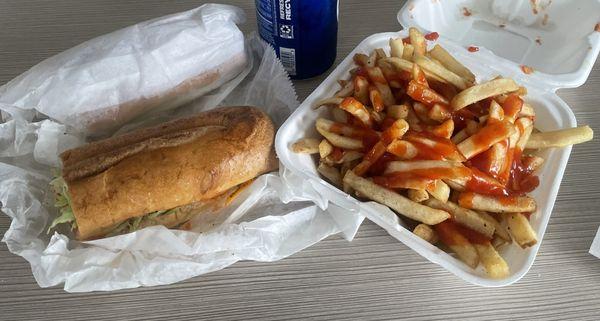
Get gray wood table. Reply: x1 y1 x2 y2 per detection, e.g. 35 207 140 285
1 1 599 320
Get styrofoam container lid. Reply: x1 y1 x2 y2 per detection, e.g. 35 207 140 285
398 0 600 89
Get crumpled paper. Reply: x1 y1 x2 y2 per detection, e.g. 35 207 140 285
590 228 600 259
0 5 364 292
0 4 248 136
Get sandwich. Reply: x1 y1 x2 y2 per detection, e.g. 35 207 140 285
48 106 278 240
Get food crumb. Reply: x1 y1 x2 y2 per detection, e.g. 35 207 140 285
542 14 549 26
595 23 600 32
462 7 472 17
535 37 542 45
467 46 479 52
521 65 534 74
541 0 552 10
530 0 539 14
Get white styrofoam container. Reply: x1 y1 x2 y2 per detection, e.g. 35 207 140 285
275 0 600 286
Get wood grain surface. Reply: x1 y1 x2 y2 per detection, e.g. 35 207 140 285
1 1 600 320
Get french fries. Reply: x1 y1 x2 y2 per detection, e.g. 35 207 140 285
429 44 476 84
424 198 495 238
435 220 479 268
505 213 538 248
414 224 438 244
526 126 593 149
291 27 593 279
451 79 519 111
414 54 468 90
474 242 510 279
344 171 450 225
292 138 320 154
458 192 536 213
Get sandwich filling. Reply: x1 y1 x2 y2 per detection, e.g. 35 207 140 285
48 174 186 237
47 172 250 238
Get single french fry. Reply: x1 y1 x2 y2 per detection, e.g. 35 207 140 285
434 220 479 268
389 37 404 58
339 97 373 126
426 180 450 202
367 50 377 68
515 117 533 151
458 192 537 213
414 54 468 90
403 132 466 161
408 189 430 203
335 80 355 98
451 129 469 144
451 79 520 111
425 199 495 238
373 174 435 190
387 139 418 159
378 57 446 83
385 161 471 181
344 171 450 225
429 44 476 84
375 48 387 60
369 85 385 112
292 138 320 154
505 213 538 248
331 108 348 123
489 100 505 121
319 139 333 158
457 121 515 159
412 62 429 86
487 140 508 177
365 67 395 106
444 178 466 191
521 155 545 173
428 119 454 139
412 102 437 125
525 126 594 149
407 80 449 105
318 163 342 187
381 119 410 144
500 94 523 123
387 104 409 119
428 103 452 123
316 126 364 150
353 141 387 176
402 43 415 61
413 224 438 244
316 118 373 139
474 242 510 279
491 235 509 250
353 53 370 66
477 211 511 242
353 75 370 105
409 27 427 56
313 97 343 109
385 160 465 173
519 102 535 117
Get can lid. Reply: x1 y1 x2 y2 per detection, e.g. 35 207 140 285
397 0 600 89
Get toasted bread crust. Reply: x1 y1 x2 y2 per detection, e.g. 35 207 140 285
64 106 277 240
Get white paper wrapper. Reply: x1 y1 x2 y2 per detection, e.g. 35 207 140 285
590 228 600 259
0 4 248 136
0 5 364 292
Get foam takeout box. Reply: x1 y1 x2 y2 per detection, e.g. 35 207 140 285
275 0 600 286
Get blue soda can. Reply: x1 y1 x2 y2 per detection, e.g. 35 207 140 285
255 0 338 79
